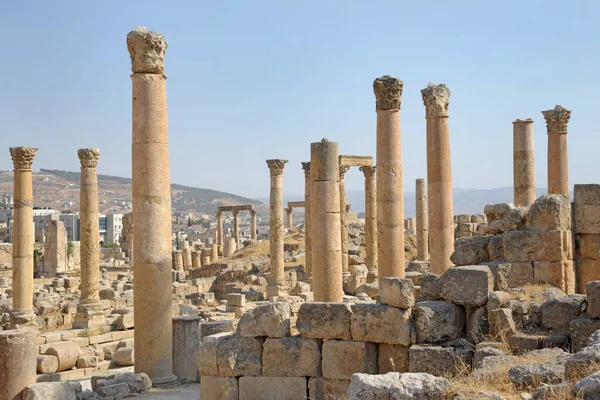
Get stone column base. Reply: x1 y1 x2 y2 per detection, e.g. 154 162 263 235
266 285 287 301
74 302 106 329
367 269 378 283
150 373 178 386
10 310 37 329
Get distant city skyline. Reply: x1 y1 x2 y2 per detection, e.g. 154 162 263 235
1 1 598 199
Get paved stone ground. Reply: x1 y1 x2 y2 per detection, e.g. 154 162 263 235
138 383 199 399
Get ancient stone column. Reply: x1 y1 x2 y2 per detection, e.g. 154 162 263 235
513 119 536 207
211 243 218 263
74 148 105 329
360 166 377 282
339 166 351 280
201 250 211 266
216 211 223 247
224 237 236 257
191 251 201 269
542 105 571 195
181 240 192 271
266 159 288 299
415 178 429 261
172 250 183 271
422 83 454 275
250 210 257 242
374 76 405 280
285 207 293 229
9 147 37 328
127 27 176 384
311 139 343 302
232 209 240 249
0 329 37 400
409 217 416 231
301 162 313 282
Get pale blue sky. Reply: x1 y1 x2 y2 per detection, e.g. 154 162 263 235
1 1 598 199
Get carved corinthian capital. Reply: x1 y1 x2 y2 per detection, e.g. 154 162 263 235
266 159 288 176
373 75 403 111
301 162 311 177
78 148 100 168
542 105 571 133
127 27 168 74
10 147 37 170
359 165 376 180
421 83 451 117
339 165 350 180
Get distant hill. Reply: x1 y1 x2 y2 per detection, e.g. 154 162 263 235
0 169 262 214
266 188 555 217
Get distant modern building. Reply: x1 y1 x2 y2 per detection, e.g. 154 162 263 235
59 213 80 241
105 213 123 245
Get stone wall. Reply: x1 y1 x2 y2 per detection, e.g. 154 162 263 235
451 195 574 294
454 213 487 238
573 184 600 293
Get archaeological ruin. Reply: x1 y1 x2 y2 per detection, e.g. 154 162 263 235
2 26 600 400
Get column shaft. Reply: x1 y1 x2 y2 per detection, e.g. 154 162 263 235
128 27 175 384
10 147 37 327
415 178 429 261
311 139 343 302
0 329 37 400
513 120 536 206
339 167 350 279
232 211 240 249
216 212 223 246
543 105 571 195
302 162 312 281
286 208 293 229
361 166 377 281
250 211 257 242
267 159 287 298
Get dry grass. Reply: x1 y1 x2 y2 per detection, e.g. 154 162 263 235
507 283 555 302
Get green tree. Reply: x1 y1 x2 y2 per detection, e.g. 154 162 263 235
66 241 75 267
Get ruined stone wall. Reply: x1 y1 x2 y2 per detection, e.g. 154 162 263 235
454 213 487 238
452 195 574 294
573 184 600 293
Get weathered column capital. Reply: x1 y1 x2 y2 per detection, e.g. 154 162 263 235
373 75 403 111
359 165 376 180
513 118 534 125
10 147 37 170
127 27 168 74
286 207 292 213
266 159 288 176
301 162 311 176
216 210 222 218
339 165 350 180
421 83 451 117
345 204 351 213
250 209 257 216
232 209 240 217
78 148 100 168
542 105 571 133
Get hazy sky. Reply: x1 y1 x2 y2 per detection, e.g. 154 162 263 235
1 1 598 199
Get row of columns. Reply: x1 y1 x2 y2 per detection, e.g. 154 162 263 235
216 209 257 249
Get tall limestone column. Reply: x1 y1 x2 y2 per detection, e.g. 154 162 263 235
311 139 343 302
339 166 351 280
513 119 536 207
415 178 429 261
74 148 105 329
301 162 313 281
422 83 454 274
9 147 37 327
542 105 571 195
374 75 405 279
250 210 257 242
216 211 223 246
232 209 240 249
127 27 176 384
360 166 377 282
266 159 288 299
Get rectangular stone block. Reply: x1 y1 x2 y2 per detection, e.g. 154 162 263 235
576 234 600 259
378 344 409 374
586 281 600 319
574 204 600 234
534 261 567 291
227 293 245 307
503 230 564 262
414 301 465 344
574 184 600 206
239 377 307 400
571 317 600 352
577 259 600 294
322 340 377 380
409 345 471 378
379 278 414 308
505 262 534 288
200 376 238 400
198 332 233 376
262 337 321 377
216 336 263 377
296 303 352 340
308 377 350 400
350 304 411 345
438 265 494 307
